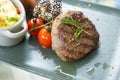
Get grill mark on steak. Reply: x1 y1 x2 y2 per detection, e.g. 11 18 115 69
52 11 99 61
58 24 76 35
65 45 91 60
58 24 76 43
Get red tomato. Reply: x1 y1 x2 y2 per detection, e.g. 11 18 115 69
16 8 20 14
27 18 44 36
38 27 52 48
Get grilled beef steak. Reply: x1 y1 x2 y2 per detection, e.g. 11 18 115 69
51 11 99 61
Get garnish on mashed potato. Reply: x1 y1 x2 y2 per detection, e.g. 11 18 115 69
0 0 20 28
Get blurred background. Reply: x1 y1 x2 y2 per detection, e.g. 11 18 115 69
0 0 120 80
82 0 120 8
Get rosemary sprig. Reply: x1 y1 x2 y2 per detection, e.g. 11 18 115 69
61 17 90 41
28 18 54 33
75 29 83 41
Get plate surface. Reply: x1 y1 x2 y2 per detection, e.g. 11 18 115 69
0 0 120 80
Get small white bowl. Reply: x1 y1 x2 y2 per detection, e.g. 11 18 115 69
0 0 28 46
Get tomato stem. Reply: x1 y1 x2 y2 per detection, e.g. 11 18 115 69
28 18 54 33
33 18 37 23
46 26 51 33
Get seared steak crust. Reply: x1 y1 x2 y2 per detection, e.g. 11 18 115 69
52 11 99 61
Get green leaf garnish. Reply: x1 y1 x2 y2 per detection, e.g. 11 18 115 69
61 17 89 41
7 17 19 22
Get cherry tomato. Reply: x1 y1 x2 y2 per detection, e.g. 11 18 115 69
38 27 52 48
27 18 44 37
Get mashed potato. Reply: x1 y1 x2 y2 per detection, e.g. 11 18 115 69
0 0 20 28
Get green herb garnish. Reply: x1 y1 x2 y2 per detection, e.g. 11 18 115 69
61 17 90 41
7 17 19 22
